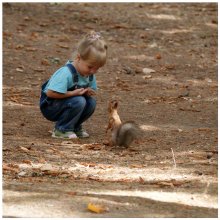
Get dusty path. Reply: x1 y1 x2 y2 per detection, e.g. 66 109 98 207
3 3 218 217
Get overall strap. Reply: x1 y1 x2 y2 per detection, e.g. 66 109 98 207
89 74 94 82
41 80 49 91
66 63 79 83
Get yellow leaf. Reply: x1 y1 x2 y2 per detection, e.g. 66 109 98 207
87 203 106 213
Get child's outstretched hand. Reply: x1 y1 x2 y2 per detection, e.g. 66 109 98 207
73 88 88 96
85 88 96 96
72 88 96 96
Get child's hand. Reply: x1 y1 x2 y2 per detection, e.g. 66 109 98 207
85 88 96 96
72 88 88 96
70 88 96 96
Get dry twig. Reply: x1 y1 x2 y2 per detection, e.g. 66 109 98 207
171 148 177 168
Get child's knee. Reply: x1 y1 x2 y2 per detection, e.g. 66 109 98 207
89 97 96 108
68 96 86 110
87 97 96 111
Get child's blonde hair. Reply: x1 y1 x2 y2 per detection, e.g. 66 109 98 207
76 31 107 67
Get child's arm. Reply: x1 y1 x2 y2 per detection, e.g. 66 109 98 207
46 88 88 99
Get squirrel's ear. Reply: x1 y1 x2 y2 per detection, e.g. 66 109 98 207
109 100 118 111
112 100 118 109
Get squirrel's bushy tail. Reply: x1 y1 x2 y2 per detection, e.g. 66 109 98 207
116 122 139 147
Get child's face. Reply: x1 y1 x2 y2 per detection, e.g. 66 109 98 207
76 57 101 77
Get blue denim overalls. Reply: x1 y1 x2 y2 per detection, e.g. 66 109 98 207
39 63 96 132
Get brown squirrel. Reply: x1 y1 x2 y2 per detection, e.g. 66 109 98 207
106 100 139 148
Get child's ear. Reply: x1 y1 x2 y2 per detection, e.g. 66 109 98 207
76 53 81 61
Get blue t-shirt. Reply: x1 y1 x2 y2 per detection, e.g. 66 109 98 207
43 61 97 94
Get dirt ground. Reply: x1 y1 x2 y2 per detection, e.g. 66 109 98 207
2 3 218 218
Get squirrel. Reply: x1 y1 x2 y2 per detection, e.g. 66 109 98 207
106 100 139 148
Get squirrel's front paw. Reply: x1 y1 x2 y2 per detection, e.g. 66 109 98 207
103 139 110 146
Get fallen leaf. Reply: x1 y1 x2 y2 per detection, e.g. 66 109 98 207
41 59 50 66
15 44 24 50
143 75 152 80
39 22 49 27
172 180 190 186
3 31 12 38
155 54 162 59
140 33 147 39
59 35 70 42
82 143 103 150
128 44 137 48
130 164 144 168
33 68 44 72
88 203 108 213
30 32 39 40
25 47 37 51
87 175 100 181
16 68 24 72
22 160 32 165
156 181 174 187
20 146 30 153
38 158 46 163
67 191 77 196
57 44 69 49
126 55 149 62
165 64 175 70
3 164 19 173
98 164 113 169
80 162 97 167
152 179 189 187
205 150 218 154
24 16 31 21
139 177 145 183
111 24 129 29
179 108 201 112
198 128 212 132
43 170 63 176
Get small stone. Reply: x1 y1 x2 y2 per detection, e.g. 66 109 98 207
143 68 156 74
207 153 213 159
41 164 53 171
18 171 27 177
123 66 134 75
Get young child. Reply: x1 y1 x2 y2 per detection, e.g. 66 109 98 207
40 31 107 139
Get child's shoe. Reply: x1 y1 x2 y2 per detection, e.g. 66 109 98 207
75 128 90 138
52 129 78 139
